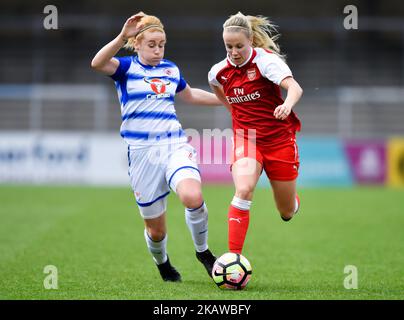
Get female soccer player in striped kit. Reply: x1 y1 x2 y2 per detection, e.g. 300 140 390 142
208 12 303 254
91 12 218 282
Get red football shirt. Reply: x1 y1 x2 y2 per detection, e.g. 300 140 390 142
209 47 301 146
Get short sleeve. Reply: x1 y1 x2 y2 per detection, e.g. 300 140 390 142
261 54 293 85
176 76 187 93
208 68 220 87
110 56 132 81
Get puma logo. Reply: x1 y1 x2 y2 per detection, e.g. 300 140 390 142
229 217 241 223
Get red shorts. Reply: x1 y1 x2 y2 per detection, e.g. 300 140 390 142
232 136 299 181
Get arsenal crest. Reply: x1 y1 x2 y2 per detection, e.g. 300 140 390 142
247 68 256 81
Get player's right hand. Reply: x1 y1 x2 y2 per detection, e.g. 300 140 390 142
120 12 146 41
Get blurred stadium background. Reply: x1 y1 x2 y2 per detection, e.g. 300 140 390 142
0 0 403 299
1 0 404 186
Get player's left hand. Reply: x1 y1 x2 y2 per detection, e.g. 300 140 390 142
274 104 292 120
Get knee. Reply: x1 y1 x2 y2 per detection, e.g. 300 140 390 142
235 185 255 200
179 189 203 209
146 227 166 242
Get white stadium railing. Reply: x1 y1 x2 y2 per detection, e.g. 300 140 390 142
0 84 404 138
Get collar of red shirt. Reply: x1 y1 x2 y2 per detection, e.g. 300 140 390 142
227 47 254 68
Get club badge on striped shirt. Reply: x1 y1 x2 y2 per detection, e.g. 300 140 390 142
144 78 171 94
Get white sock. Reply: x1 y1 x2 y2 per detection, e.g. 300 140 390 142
185 202 208 253
144 229 168 265
231 196 252 211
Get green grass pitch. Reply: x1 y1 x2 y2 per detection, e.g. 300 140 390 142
0 185 403 300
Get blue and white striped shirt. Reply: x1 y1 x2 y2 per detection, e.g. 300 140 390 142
110 56 188 148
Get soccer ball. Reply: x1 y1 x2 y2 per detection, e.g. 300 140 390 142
211 252 252 290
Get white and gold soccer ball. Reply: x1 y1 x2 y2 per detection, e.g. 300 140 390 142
211 252 252 290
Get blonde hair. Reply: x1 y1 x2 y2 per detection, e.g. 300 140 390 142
124 14 165 52
223 12 284 58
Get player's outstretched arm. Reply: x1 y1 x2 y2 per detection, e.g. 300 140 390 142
209 84 232 112
273 77 303 120
91 12 145 75
176 84 223 107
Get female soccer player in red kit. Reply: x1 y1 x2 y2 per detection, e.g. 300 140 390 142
208 12 303 254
